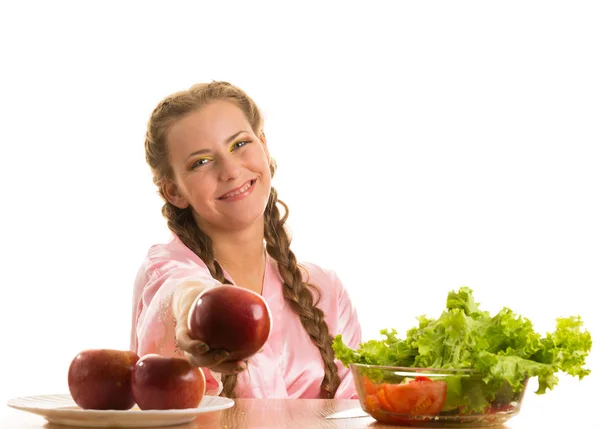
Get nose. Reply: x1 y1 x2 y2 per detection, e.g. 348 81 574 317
218 154 242 182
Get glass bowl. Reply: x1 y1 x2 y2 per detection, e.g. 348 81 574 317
350 364 528 427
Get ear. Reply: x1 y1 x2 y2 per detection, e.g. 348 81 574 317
259 131 271 159
162 179 190 209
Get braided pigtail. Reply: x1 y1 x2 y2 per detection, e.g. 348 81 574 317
263 188 341 398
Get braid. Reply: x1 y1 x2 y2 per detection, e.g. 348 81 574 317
161 202 239 398
263 188 341 398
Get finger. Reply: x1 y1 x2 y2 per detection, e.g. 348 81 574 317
175 325 195 343
175 336 208 354
211 360 248 375
185 349 231 368
176 330 209 355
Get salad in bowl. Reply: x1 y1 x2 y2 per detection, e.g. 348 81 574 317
333 287 592 427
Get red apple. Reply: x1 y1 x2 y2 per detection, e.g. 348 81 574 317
131 354 206 410
67 349 139 410
188 285 272 361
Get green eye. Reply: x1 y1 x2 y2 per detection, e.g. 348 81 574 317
192 158 211 168
231 140 250 151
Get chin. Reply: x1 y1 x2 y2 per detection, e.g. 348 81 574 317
227 209 266 231
204 198 266 231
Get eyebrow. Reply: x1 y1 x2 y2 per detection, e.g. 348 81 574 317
186 130 248 160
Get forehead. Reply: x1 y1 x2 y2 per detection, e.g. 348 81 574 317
166 101 251 155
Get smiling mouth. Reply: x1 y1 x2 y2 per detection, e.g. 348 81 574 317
218 179 256 200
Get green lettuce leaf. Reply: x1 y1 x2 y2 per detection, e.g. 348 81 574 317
333 286 592 413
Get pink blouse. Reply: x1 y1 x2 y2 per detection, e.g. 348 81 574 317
130 234 362 399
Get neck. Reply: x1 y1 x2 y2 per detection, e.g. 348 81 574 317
207 218 266 290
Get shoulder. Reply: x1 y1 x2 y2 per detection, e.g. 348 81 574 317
147 234 204 268
298 260 348 299
297 260 360 336
134 234 212 291
299 261 335 282
140 234 207 276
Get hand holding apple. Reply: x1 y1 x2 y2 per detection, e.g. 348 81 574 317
187 285 272 363
172 282 248 374
175 325 247 375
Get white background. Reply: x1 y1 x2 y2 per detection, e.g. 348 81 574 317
1 0 598 417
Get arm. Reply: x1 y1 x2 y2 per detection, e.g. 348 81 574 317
131 255 224 395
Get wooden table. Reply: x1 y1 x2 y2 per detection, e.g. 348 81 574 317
0 395 590 429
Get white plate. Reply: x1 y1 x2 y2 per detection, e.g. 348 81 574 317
7 393 235 427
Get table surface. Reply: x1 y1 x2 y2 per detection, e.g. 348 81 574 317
1 393 592 429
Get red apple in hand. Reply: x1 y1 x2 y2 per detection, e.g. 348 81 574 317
131 354 206 410
67 349 139 410
188 285 272 361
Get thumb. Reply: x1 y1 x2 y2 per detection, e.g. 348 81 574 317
176 327 209 355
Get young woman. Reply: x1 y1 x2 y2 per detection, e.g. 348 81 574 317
130 81 361 399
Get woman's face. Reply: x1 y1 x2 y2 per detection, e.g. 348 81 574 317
163 100 272 234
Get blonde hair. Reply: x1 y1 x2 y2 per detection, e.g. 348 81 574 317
144 81 340 398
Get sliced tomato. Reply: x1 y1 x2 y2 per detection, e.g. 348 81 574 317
415 375 432 382
361 376 378 395
364 393 381 413
382 377 447 416
376 387 394 412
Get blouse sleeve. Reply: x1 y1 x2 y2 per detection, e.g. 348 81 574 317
330 271 362 399
130 249 223 395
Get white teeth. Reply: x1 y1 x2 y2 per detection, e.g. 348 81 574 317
223 181 252 198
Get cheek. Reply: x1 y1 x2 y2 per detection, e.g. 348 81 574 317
246 147 271 175
185 176 216 207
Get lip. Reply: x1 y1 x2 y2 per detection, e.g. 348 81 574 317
218 179 256 201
